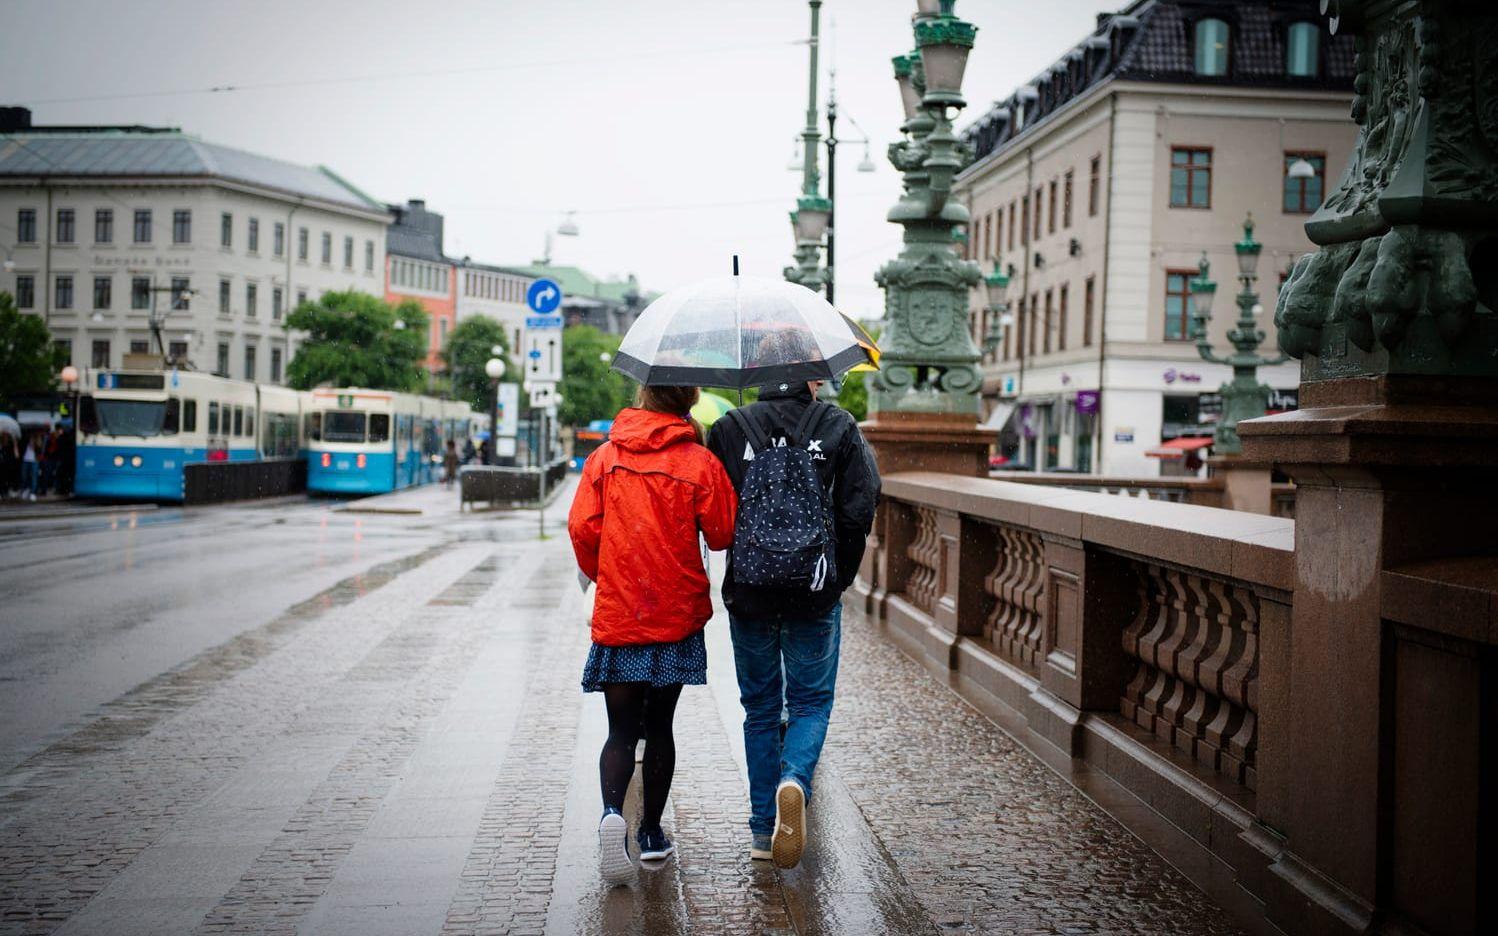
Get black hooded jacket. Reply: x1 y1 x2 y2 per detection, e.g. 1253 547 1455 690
705 383 881 622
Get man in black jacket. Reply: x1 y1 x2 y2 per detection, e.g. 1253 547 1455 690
705 378 880 868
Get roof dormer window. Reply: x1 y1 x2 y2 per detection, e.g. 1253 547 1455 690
1194 18 1230 76
1286 21 1320 77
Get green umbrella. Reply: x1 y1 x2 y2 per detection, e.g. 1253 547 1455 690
690 392 734 426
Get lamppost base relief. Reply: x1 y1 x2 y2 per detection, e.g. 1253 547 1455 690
1203 454 1274 516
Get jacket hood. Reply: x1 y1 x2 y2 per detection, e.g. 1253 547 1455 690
609 407 699 453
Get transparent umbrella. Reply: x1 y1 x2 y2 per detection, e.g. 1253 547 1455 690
612 275 874 389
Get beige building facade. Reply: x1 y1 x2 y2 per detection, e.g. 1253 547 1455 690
956 0 1356 476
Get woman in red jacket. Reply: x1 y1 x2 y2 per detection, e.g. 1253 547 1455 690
567 385 737 885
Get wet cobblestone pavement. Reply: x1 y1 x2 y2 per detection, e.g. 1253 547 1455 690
0 485 1246 934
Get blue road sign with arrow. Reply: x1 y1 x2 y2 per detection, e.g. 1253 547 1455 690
526 278 563 315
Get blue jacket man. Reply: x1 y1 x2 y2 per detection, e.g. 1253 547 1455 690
705 379 880 868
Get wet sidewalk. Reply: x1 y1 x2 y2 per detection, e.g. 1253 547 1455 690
0 496 1244 935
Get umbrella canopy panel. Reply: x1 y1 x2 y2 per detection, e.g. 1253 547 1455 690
614 275 871 389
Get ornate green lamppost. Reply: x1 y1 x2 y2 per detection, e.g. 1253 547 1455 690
870 0 982 417
1189 214 1287 454
981 262 1012 356
784 0 830 292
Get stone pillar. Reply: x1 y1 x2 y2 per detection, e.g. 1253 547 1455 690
1205 454 1272 514
1239 3 1498 933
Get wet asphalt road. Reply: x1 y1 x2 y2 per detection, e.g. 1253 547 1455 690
0 484 1244 935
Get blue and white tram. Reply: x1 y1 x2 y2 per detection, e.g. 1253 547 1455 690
304 389 471 495
75 369 301 501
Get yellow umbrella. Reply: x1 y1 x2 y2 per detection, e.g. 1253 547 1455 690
839 312 881 373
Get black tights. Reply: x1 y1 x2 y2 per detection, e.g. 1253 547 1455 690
599 682 682 834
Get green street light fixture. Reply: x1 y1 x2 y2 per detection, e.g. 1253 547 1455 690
981 262 1011 355
785 0 830 293
1190 213 1287 454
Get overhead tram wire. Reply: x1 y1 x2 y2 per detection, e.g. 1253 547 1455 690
21 39 805 106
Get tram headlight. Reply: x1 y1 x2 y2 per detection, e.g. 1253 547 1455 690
113 455 125 467
130 455 143 468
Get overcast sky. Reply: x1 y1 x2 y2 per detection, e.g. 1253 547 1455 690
4 0 1119 317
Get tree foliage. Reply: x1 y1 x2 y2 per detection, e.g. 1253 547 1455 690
442 315 516 412
558 325 634 427
0 292 65 408
283 291 428 391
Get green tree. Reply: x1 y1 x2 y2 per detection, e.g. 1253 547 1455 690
442 315 516 411
283 291 428 391
558 325 634 427
0 292 65 409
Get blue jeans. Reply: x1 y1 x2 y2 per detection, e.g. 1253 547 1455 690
729 603 842 836
21 462 38 495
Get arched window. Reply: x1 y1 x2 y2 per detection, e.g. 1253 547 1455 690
1194 18 1230 76
1286 21 1320 77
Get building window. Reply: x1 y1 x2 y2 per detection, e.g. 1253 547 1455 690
172 210 191 244
1048 180 1057 234
1008 199 1017 249
15 275 34 309
991 209 1002 262
248 218 259 253
132 276 150 309
272 287 283 320
365 239 374 272
1043 289 1054 354
17 208 36 243
1170 147 1212 208
1286 22 1320 77
270 347 283 383
55 208 75 244
95 209 113 244
298 227 308 260
92 339 110 368
244 345 256 381
1063 171 1074 228
320 232 332 265
439 317 449 347
130 339 149 354
216 342 229 377
1029 293 1039 357
343 235 353 269
1014 297 1025 360
1194 18 1230 76
1058 283 1069 351
169 340 188 363
1165 269 1195 341
219 278 231 314
1034 187 1044 240
246 282 257 318
55 274 73 310
221 212 233 247
1283 152 1327 213
93 276 111 309
273 221 285 257
296 289 307 307
1084 276 1095 347
1089 156 1101 216
134 209 152 243
1020 196 1030 246
171 277 190 310
54 339 72 364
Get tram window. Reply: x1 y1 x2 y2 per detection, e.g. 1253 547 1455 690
323 411 367 443
368 413 390 443
246 408 255 438
78 396 99 435
183 400 196 433
208 402 219 435
305 411 321 442
233 406 243 437
163 398 180 435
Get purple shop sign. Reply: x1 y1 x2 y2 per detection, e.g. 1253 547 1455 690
1075 390 1100 414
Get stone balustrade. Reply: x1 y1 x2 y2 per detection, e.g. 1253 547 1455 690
852 471 1296 914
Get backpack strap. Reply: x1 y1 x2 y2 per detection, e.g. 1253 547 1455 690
726 407 771 454
791 401 831 449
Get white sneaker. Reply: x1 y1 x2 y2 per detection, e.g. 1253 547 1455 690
598 811 633 885
771 779 806 869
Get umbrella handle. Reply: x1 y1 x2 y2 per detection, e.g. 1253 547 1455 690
732 254 739 276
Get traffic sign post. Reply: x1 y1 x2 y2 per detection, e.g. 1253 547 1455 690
522 278 564 540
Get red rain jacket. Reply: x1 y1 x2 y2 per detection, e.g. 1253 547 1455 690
568 407 737 647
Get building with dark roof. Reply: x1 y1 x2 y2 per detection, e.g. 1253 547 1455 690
383 199 457 374
0 107 390 383
953 0 1355 477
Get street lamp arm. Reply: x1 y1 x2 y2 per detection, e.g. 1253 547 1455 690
1194 337 1232 367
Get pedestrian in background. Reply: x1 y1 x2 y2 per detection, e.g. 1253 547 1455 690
0 432 19 499
567 384 737 886
41 427 61 496
20 433 41 501
705 361 880 869
442 439 459 488
56 426 75 497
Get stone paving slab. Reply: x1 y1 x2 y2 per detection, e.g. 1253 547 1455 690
1 501 1250 936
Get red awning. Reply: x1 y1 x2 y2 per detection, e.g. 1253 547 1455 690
1144 436 1213 459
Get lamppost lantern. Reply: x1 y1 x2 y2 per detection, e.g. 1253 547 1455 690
2 258 13 273
1286 156 1316 179
484 357 506 380
1234 213 1262 278
914 11 977 108
1189 253 1217 322
981 262 1012 355
60 365 78 386
791 201 831 245
490 344 504 357
983 262 1010 310
892 55 922 123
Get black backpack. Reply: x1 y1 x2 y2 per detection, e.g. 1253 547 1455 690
726 402 837 592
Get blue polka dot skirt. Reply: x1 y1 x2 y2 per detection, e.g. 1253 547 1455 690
581 629 708 693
